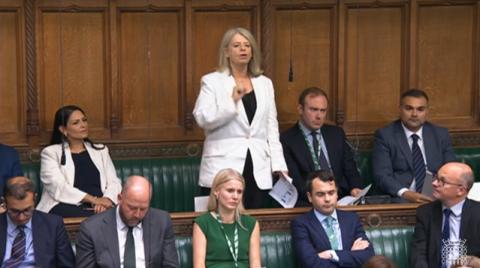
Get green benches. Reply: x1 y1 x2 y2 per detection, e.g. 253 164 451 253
175 226 414 268
22 147 480 212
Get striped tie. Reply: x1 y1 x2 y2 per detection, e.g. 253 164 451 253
5 225 26 268
412 134 426 193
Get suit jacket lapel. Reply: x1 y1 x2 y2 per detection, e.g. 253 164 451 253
0 215 7 264
249 76 264 127
142 210 152 266
31 212 45 267
102 209 120 267
430 202 443 264
394 121 413 170
62 146 75 186
307 210 330 247
294 123 316 171
460 199 471 240
225 74 249 127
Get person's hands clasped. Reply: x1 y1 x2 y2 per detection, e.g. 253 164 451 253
92 197 113 214
351 237 369 251
232 85 246 102
402 190 434 203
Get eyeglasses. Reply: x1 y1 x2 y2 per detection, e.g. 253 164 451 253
7 207 34 217
433 176 464 188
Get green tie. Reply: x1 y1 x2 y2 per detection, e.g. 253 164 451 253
324 216 339 250
124 227 136 268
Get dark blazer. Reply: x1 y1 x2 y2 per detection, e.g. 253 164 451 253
0 144 23 197
291 209 374 268
372 120 456 199
0 211 75 268
411 199 480 268
75 207 179 268
281 123 363 204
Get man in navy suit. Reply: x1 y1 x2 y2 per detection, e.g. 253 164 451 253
281 87 363 206
372 89 456 203
411 162 480 268
0 176 75 267
0 144 23 199
291 170 374 267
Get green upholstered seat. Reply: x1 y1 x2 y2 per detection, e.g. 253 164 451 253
174 227 414 268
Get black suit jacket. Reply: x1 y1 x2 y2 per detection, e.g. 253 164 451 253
75 207 179 268
0 211 75 268
281 123 363 205
411 199 480 268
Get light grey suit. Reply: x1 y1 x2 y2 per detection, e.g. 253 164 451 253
75 207 179 268
372 120 456 201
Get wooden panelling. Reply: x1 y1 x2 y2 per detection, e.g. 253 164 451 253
273 6 335 125
38 8 109 140
0 4 26 144
2 0 480 156
416 2 478 129
341 3 407 133
116 8 183 140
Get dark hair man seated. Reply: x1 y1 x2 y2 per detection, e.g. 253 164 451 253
411 162 480 268
281 87 364 206
0 176 75 267
372 88 456 203
291 170 374 267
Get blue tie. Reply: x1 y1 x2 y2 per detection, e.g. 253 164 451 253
412 134 426 192
5 226 26 268
441 209 452 268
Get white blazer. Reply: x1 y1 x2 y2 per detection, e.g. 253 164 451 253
36 142 122 213
193 71 288 189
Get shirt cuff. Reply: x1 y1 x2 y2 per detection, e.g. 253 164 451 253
397 188 409 197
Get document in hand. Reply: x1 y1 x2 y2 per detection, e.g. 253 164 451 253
337 184 372 206
268 174 298 208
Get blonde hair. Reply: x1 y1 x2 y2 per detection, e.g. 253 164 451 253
217 27 263 77
208 168 246 227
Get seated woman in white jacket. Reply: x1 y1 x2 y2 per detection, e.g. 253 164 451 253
37 105 122 217
193 27 288 208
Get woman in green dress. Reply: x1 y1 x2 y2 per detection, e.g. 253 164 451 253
192 168 262 268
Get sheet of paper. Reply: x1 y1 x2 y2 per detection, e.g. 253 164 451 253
194 196 209 212
337 184 372 206
468 182 480 202
268 175 298 208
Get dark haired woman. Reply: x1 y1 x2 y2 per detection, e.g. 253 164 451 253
36 105 122 217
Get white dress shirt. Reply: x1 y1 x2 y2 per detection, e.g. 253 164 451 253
116 207 145 268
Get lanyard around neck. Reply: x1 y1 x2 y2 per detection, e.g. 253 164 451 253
215 213 239 267
301 130 321 170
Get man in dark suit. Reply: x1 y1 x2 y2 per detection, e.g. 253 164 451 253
291 170 374 267
0 176 75 267
411 162 480 268
0 144 23 199
373 89 456 203
281 87 363 205
76 175 179 268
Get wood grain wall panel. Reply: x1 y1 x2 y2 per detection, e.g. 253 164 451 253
341 5 406 133
0 5 26 144
416 3 478 128
116 9 183 140
273 7 334 125
38 10 109 140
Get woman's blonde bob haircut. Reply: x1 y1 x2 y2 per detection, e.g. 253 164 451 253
208 168 246 225
217 27 263 77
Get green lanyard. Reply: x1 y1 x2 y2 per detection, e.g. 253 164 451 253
301 130 321 170
215 214 239 267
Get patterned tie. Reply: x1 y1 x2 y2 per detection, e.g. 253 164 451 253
311 131 330 170
412 134 426 192
441 209 452 268
5 225 26 268
324 216 339 250
124 227 136 268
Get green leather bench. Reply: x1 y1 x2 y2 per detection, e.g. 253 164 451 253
22 147 480 212
175 226 414 268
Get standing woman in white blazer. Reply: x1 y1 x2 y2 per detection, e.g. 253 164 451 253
193 27 288 209
36 105 122 217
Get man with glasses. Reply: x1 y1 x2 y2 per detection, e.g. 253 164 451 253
372 89 456 203
0 176 75 267
411 162 480 268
